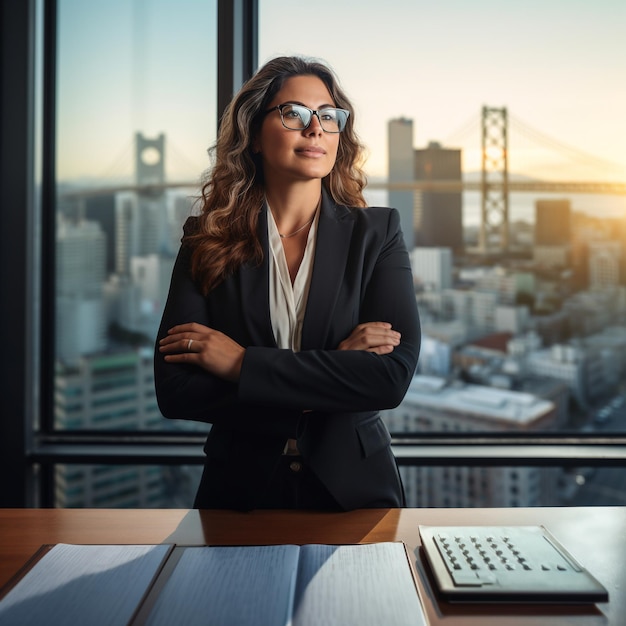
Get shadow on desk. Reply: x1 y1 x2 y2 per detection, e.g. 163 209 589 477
163 508 401 546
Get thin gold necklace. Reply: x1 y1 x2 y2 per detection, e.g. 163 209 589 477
278 197 321 239
279 215 315 239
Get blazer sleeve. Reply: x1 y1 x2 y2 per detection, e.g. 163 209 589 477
153 227 239 423
238 207 421 412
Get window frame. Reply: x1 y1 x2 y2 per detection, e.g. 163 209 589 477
1 0 625 508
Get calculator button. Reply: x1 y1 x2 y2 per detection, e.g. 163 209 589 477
452 571 483 586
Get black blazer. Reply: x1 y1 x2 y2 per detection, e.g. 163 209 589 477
154 190 421 510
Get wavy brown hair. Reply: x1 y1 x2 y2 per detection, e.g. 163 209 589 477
186 56 368 294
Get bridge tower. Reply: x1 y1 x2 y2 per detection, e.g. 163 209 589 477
480 106 509 253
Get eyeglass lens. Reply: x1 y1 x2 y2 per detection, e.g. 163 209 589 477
279 104 348 133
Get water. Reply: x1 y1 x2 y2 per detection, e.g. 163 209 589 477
363 188 626 227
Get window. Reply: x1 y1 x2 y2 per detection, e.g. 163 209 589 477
258 0 626 507
259 1 626 434
53 0 217 436
1 0 624 508
0 0 256 507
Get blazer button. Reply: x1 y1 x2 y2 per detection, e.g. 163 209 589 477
289 461 302 472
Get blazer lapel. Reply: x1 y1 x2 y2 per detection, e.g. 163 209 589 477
239 204 277 347
301 190 354 350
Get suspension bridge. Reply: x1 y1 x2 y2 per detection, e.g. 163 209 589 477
62 106 626 199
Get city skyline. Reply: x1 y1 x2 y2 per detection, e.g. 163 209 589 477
57 0 626 187
260 0 625 182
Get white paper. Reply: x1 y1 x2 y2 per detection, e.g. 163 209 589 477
0 543 171 626
291 543 427 626
145 543 426 626
144 545 301 626
0 542 428 626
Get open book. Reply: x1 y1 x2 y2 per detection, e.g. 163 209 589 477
0 542 427 626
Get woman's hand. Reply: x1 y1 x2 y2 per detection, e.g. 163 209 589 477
158 322 245 382
337 321 401 355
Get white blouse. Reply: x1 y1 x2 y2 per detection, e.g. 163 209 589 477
267 203 319 352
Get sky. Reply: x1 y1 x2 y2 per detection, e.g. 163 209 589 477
259 0 626 181
57 0 626 185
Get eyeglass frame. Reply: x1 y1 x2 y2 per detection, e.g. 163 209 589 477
264 103 350 134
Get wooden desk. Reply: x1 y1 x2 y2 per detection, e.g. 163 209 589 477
1 507 624 625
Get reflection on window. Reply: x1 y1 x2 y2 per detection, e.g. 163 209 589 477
54 1 217 434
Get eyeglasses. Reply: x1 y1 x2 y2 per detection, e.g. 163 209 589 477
265 103 350 133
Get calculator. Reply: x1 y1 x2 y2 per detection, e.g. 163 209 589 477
418 525 609 603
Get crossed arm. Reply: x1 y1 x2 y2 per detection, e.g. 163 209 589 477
158 320 402 382
155 208 420 419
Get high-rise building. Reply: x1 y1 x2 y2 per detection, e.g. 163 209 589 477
56 219 107 364
534 199 572 268
589 241 622 289
84 193 117 275
414 142 463 252
54 350 205 507
535 199 571 245
388 118 416 250
410 247 453 290
474 268 535 306
55 351 162 430
172 193 195 249
383 375 558 507
526 343 615 408
443 289 499 336
388 120 464 252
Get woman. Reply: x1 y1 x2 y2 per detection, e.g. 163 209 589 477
155 56 420 511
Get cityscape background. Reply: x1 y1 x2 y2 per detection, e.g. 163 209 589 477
52 0 626 508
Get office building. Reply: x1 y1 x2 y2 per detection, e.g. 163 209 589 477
525 342 618 409
444 289 499 336
534 199 572 268
129 253 176 339
56 220 107 364
473 267 535 306
388 118 416 250
563 288 624 336
416 335 452 376
494 305 531 334
416 288 500 343
535 199 571 245
55 465 167 508
54 350 203 507
589 240 622 289
115 192 139 276
84 193 117 275
55 351 161 430
585 326 626 381
172 193 195 250
383 376 558 507
410 247 453 290
414 142 463 252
